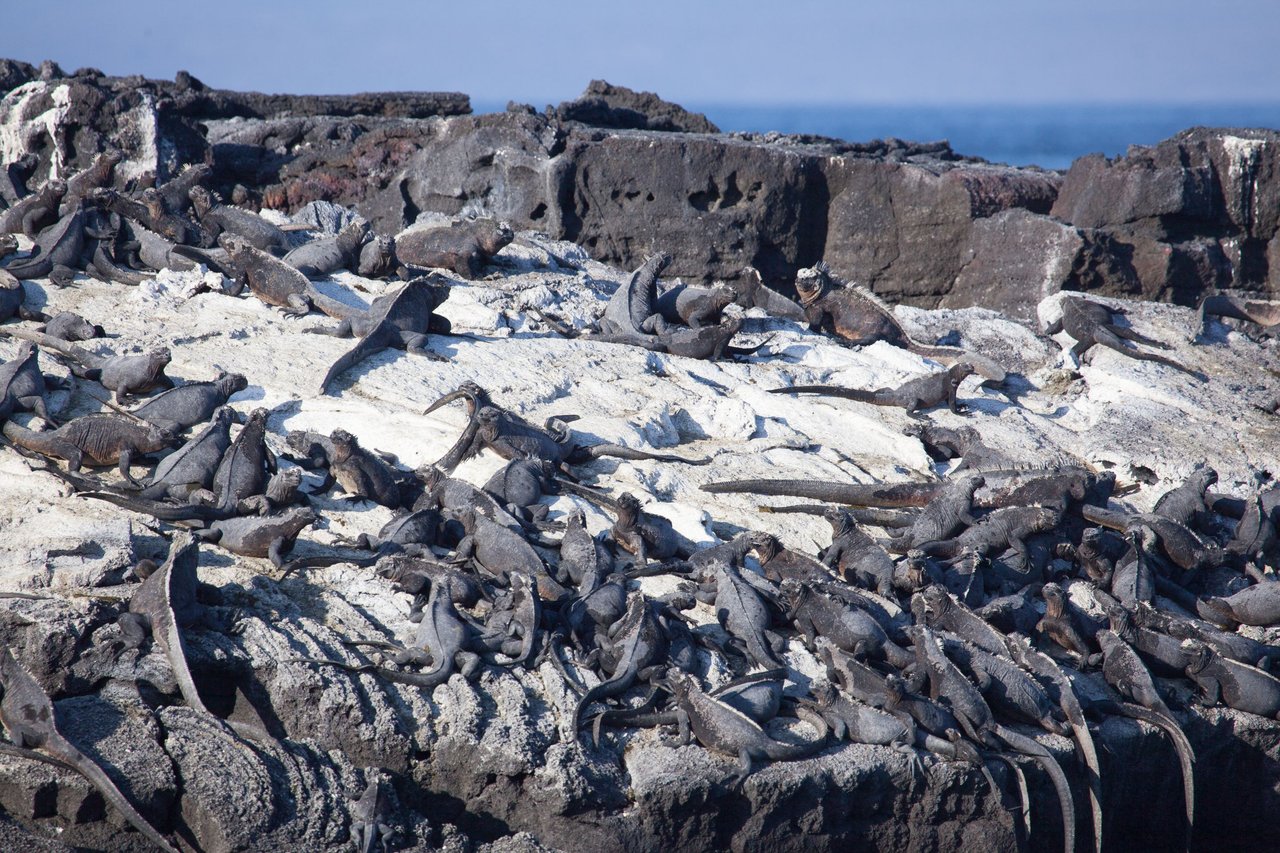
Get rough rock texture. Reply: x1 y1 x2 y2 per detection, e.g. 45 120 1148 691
552 80 720 134
0 225 1278 850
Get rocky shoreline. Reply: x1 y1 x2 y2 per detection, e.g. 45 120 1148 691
0 61 1278 853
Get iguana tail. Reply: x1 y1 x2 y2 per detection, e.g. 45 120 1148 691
904 343 1007 382
48 734 179 853
0 325 94 367
573 662 640 733
994 724 1075 853
585 444 711 465
702 478 942 508
768 384 880 403
79 490 234 521
1102 699 1195 839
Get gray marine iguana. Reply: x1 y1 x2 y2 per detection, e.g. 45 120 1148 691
189 186 289 254
424 382 710 473
1045 295 1203 379
663 668 828 783
0 325 173 403
770 362 975 416
3 413 176 485
792 262 1006 380
0 179 65 237
908 624 1076 853
283 219 369 279
816 508 898 594
350 770 395 853
1181 638 1280 718
394 217 514 278
0 340 58 425
0 645 179 853
315 276 452 392
127 371 248 433
221 234 362 318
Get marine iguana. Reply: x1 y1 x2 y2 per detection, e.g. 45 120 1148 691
0 326 172 403
1082 504 1224 572
59 150 122 216
394 217 514 278
0 178 64 236
1152 464 1219 531
189 186 289 254
916 505 1061 568
908 624 1076 853
3 413 175 484
350 771 395 853
918 585 1009 657
0 645 179 853
792 262 1005 380
1182 638 1280 718
770 362 975 416
425 383 710 473
655 282 737 328
195 506 317 566
1037 583 1099 665
1095 627 1195 836
221 234 360 317
3 203 85 283
939 634 1069 734
816 508 897 594
1045 295 1202 378
0 340 58 425
304 576 482 689
306 428 404 508
358 235 397 278
41 310 105 341
662 669 828 783
450 508 567 601
127 371 247 433
570 592 669 731
193 407 276 513
283 219 369 278
316 276 451 392
1105 602 1187 678
693 561 786 670
746 532 834 584
781 579 912 669
1134 600 1280 671
884 474 985 553
915 424 1013 473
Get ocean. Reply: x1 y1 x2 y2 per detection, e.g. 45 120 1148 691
479 101 1280 171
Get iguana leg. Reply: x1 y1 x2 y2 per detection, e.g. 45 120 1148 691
49 264 77 288
457 650 482 679
268 536 292 568
16 395 56 426
117 449 142 486
117 612 150 650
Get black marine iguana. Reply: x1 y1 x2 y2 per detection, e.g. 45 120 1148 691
770 362 975 416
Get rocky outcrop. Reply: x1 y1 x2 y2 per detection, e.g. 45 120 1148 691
552 80 720 134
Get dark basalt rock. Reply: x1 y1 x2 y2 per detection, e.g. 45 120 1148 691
553 79 720 134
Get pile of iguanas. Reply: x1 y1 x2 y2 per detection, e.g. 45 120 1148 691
2 156 1280 853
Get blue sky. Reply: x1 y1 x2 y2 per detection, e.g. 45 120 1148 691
4 1 1278 107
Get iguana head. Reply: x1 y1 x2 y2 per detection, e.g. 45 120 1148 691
1179 638 1210 673
793 263 832 307
921 585 953 620
746 531 781 562
822 506 853 535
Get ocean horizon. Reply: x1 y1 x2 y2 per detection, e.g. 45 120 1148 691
475 100 1280 171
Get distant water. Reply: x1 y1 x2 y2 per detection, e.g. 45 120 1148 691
477 99 1280 171
693 103 1280 170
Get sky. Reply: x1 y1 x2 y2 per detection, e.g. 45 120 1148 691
4 1 1279 108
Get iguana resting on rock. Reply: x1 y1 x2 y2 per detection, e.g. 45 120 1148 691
1082 503 1224 572
59 150 122 217
3 204 85 284
0 645 179 853
221 234 362 318
570 592 669 731
302 576 483 689
424 383 710 473
0 178 65 236
1095 627 1195 837
283 219 369 279
3 413 175 484
793 262 1005 380
770 362 975 416
0 326 173 403
782 579 912 669
1181 638 1280 718
306 428 405 508
1045 295 1203 379
394 217 513 278
655 282 737 328
128 371 247 433
815 509 897 595
884 475 985 553
662 669 828 783
350 770 395 853
190 186 289 254
599 252 673 339
0 340 58 425
315 275 452 392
